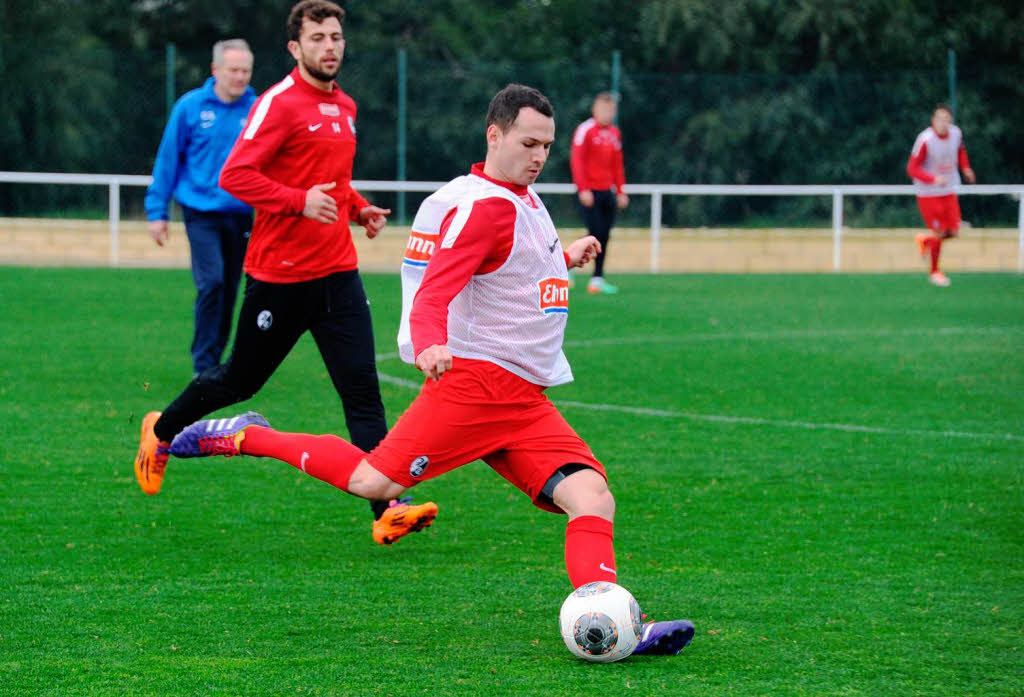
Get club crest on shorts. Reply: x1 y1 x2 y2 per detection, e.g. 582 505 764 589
403 230 439 268
538 278 570 314
409 455 430 478
256 310 273 330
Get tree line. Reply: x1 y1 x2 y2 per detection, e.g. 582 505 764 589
1 0 1021 225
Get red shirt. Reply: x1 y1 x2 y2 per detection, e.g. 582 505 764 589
570 118 626 192
219 67 370 283
409 163 569 357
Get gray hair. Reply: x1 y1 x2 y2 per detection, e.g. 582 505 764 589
213 39 253 66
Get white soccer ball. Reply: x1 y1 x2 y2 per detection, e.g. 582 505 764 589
559 581 642 663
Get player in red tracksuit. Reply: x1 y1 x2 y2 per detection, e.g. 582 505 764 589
133 0 435 545
907 103 976 286
570 92 629 295
170 84 695 656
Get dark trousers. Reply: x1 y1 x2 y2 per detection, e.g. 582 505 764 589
181 206 251 374
154 270 387 455
578 189 617 278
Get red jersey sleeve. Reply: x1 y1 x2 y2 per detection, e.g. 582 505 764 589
906 141 934 183
409 197 516 357
613 126 626 191
570 124 590 191
346 185 371 222
219 97 307 215
958 141 971 171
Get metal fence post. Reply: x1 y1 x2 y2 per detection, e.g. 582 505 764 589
396 47 408 224
650 190 662 273
1018 193 1023 273
832 189 843 272
611 50 621 99
109 179 120 267
948 48 957 118
165 43 176 121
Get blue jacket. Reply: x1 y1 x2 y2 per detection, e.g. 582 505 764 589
145 77 257 220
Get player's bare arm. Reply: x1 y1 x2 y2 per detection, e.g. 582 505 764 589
578 189 595 207
962 167 976 184
566 235 602 268
357 205 391 238
303 181 339 223
415 344 453 381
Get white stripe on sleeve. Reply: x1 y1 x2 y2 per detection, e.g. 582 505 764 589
243 75 295 140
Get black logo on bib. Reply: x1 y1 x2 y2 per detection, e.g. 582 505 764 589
409 455 429 478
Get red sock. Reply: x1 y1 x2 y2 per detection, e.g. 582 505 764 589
928 236 942 273
240 426 365 492
565 515 617 588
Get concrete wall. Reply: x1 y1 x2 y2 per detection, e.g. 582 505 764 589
0 218 1018 272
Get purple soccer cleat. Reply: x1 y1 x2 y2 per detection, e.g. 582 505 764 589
632 619 695 656
170 411 269 458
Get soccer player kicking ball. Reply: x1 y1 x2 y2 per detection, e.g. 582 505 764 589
172 84 694 656
907 103 976 287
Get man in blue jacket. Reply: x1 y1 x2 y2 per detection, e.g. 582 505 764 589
145 39 257 375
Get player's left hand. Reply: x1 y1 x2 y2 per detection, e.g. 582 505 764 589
963 168 976 184
415 344 453 381
565 235 601 269
358 205 391 238
616 192 630 209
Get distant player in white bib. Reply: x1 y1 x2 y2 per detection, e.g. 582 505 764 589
171 84 695 656
907 103 976 287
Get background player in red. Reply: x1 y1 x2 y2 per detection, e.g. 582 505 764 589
170 84 694 656
133 0 431 544
907 103 976 287
570 92 629 295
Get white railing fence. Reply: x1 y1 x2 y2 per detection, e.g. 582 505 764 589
2 171 1023 272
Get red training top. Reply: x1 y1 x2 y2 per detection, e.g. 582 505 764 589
409 163 570 356
220 67 370 283
570 118 626 193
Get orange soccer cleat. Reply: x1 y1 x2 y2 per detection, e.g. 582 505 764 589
372 497 439 545
915 232 929 259
134 411 170 495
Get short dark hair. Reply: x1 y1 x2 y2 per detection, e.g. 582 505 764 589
593 91 618 104
934 102 953 116
486 84 554 133
287 0 345 42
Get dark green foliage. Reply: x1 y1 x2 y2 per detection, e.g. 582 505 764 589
1 0 1022 223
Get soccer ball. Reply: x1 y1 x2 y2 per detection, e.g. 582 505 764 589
559 581 642 663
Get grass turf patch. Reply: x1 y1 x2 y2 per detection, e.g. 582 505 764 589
0 268 1021 696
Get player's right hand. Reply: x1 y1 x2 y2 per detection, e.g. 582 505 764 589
415 344 453 382
933 175 948 187
578 190 594 208
304 182 339 223
148 220 169 246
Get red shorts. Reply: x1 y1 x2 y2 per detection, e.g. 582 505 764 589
366 358 605 513
917 194 961 234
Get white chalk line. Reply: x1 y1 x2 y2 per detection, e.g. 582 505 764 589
374 369 1022 443
563 325 1024 349
375 327 1020 362
555 400 1024 443
377 372 421 390
373 324 1023 443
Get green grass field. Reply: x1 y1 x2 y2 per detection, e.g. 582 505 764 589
1 268 1021 696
